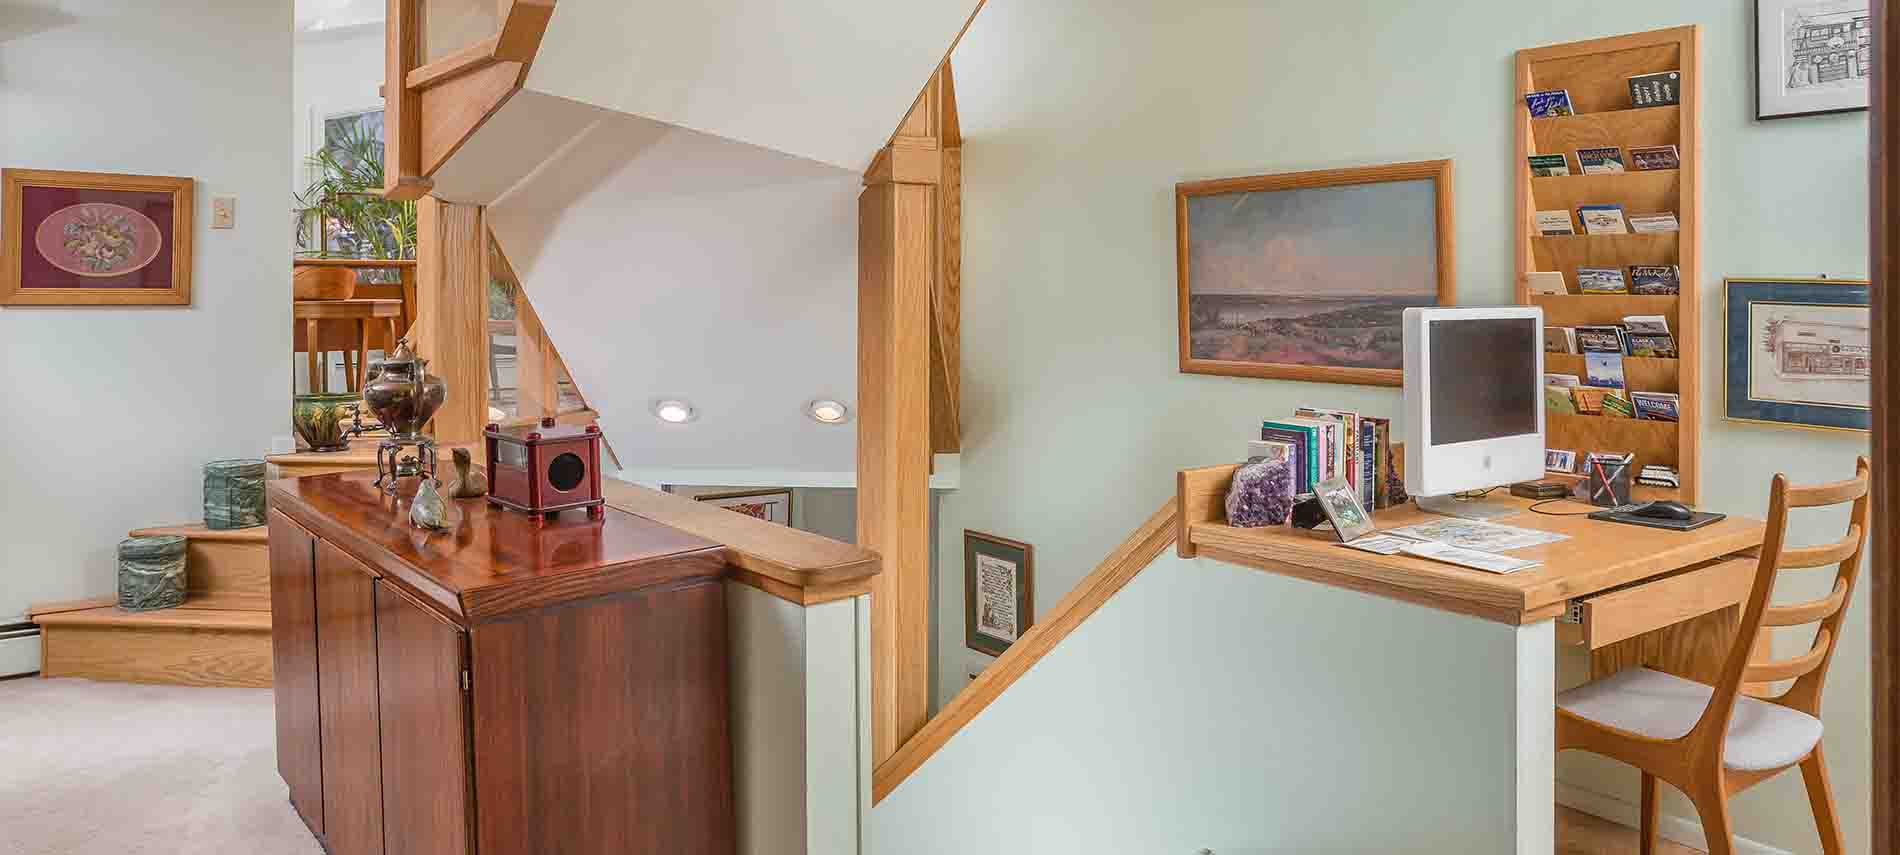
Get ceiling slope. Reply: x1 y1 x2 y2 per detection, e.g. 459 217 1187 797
485 111 862 474
522 0 980 171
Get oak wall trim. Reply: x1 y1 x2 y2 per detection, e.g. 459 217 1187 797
871 499 1178 803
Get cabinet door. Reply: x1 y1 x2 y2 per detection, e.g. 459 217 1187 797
267 510 322 834
375 581 473 855
315 541 385 855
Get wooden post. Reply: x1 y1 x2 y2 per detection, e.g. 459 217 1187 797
858 179 935 766
1869 0 1898 847
384 0 430 200
414 197 489 444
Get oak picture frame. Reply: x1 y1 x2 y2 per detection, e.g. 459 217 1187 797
1176 159 1455 387
2 168 194 306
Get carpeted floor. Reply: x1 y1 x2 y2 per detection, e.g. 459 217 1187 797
0 677 323 855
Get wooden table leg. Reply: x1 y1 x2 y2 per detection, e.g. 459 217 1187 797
386 318 399 357
343 348 356 393
356 318 370 392
306 318 323 393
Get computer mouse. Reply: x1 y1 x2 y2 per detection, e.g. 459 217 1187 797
1634 500 1694 521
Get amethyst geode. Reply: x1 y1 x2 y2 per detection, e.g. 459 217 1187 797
1225 458 1294 527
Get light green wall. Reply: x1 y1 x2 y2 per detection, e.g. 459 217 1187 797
942 1 1871 851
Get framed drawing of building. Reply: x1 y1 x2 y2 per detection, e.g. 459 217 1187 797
1724 277 1870 431
693 488 793 525
2 169 194 306
1176 160 1453 387
1758 0 1871 119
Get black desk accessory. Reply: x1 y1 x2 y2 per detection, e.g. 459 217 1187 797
1586 457 1634 507
1588 501 1726 531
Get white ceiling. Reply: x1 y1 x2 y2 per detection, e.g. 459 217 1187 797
524 0 979 171
294 0 382 33
485 110 863 473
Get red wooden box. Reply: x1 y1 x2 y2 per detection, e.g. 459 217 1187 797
483 418 605 524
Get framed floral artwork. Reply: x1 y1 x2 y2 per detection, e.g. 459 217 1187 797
3 169 194 306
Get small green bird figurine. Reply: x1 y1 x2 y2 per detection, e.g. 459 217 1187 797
445 447 489 499
409 478 452 531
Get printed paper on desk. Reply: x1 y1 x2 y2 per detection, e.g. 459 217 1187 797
1401 541 1542 574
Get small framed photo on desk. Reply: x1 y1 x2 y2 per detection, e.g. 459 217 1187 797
1314 477 1376 543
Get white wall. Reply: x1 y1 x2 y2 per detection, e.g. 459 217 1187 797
0 0 292 624
874 551 1546 853
486 111 864 476
292 23 384 196
940 2 1872 852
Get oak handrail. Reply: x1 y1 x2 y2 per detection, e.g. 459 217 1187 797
601 479 879 606
871 499 1178 802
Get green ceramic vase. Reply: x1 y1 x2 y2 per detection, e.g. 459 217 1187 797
292 392 361 452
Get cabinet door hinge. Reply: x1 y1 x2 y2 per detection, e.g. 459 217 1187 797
461 668 471 692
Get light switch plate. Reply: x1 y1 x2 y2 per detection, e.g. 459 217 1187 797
211 196 236 229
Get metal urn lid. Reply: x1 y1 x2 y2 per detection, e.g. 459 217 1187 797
362 337 447 439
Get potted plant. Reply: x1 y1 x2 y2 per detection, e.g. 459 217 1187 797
294 122 416 263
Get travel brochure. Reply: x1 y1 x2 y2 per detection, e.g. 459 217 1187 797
1524 89 1575 118
1535 210 1576 236
1627 71 1682 107
1628 144 1680 171
1527 153 1571 177
1576 146 1627 174
1577 204 1628 235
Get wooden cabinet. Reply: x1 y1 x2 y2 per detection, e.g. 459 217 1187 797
268 473 734 855
267 510 323 834
314 541 384 855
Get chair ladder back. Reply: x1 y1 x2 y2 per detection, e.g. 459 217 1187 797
1692 457 1872 743
1745 458 1872 717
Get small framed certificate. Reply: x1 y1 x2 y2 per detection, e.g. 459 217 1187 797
964 531 1035 657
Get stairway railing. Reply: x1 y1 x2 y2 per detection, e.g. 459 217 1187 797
871 499 1179 802
383 0 556 201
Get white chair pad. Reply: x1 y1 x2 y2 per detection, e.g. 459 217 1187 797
1557 667 1823 772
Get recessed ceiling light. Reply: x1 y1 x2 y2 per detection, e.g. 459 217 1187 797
807 399 850 424
653 400 695 424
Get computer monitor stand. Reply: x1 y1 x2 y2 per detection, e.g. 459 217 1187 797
1415 492 1526 521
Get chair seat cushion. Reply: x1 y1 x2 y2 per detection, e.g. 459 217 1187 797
1557 667 1823 772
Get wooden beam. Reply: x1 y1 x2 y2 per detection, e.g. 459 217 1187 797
1869 0 1898 848
930 63 962 454
492 0 556 63
385 0 427 199
858 180 935 764
419 59 525 178
414 198 489 444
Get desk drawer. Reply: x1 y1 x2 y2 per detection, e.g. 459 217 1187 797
1571 557 1759 649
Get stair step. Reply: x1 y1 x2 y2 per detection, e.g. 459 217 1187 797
125 522 270 611
128 523 268 543
33 606 271 687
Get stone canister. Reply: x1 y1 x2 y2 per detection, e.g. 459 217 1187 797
204 459 268 530
118 535 188 612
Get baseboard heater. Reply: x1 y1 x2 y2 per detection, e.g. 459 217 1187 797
0 622 41 678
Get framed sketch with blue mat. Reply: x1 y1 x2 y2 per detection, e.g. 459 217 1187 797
1724 277 1870 432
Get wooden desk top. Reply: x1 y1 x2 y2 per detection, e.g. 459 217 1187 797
268 472 723 623
1179 465 1766 625
293 298 403 319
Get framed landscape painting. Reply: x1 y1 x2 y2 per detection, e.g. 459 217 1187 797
2 169 194 306
1176 160 1453 386
1724 277 1870 432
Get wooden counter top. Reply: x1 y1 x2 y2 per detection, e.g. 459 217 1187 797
1179 464 1765 624
268 472 723 622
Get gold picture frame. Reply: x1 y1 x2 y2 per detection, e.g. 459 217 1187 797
2 168 194 307
1176 160 1455 386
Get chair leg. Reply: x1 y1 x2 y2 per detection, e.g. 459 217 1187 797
1799 746 1847 855
1640 773 1660 855
1690 783 1737 855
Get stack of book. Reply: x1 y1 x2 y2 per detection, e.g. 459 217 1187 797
1260 409 1401 510
1542 315 1678 358
1638 465 1680 489
1533 205 1679 236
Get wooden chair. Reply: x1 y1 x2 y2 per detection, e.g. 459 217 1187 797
1555 457 1871 855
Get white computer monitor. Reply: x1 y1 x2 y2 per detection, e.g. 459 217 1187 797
1401 305 1546 520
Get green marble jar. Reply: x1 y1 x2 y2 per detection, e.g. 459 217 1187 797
204 459 267 530
291 392 361 452
118 535 187 612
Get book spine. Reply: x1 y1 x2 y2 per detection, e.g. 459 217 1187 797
1359 420 1377 510
1374 421 1392 509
